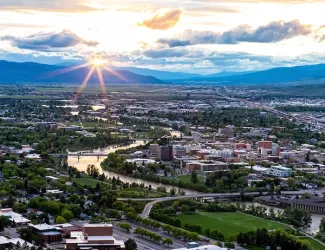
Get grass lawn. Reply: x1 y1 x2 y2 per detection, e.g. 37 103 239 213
299 237 325 250
73 176 110 188
175 212 290 236
178 175 204 185
117 188 166 198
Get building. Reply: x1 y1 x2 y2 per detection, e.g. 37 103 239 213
277 198 325 214
28 224 62 243
125 158 156 166
258 141 273 150
267 166 292 178
161 145 173 161
0 208 30 226
65 223 125 250
149 144 161 159
185 160 228 173
0 236 33 249
173 145 187 157
218 126 234 138
174 244 226 250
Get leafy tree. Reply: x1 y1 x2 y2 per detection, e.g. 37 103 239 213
61 209 73 221
55 216 67 224
163 238 173 247
191 172 198 184
125 238 137 250
320 218 325 233
0 216 10 231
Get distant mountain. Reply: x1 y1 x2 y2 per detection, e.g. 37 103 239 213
176 64 325 85
111 66 202 80
0 60 163 84
205 71 253 78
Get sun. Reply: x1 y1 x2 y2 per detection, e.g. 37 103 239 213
90 58 107 67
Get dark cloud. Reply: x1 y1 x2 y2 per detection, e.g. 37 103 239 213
158 20 312 47
138 8 183 30
1 30 98 51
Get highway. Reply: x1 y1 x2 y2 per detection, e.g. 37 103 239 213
118 190 324 218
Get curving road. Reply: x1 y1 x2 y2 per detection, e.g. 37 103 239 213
118 190 323 218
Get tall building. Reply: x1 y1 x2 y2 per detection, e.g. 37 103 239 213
65 223 125 250
161 145 173 161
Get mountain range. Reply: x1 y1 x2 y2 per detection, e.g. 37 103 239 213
1 60 325 85
0 60 163 84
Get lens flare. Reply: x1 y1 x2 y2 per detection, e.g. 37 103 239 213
91 59 107 67
96 67 108 104
102 65 127 82
73 65 96 101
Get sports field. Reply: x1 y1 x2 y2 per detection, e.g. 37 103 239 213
176 212 290 236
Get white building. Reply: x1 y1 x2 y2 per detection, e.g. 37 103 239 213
125 158 156 166
267 166 292 178
0 208 30 226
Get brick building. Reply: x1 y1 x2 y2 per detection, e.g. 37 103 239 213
65 223 125 250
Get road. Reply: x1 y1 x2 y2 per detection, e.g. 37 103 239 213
113 222 189 250
118 190 324 218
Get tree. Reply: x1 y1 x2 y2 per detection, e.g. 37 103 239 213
191 172 198 184
227 233 236 242
55 216 67 224
117 222 131 233
61 209 74 221
320 218 325 233
125 239 137 250
163 238 173 248
181 205 190 214
17 228 33 242
0 216 10 231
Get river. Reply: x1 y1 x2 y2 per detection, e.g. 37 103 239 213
68 140 200 195
238 202 324 234
68 141 323 233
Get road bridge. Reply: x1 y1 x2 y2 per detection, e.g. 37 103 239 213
117 190 323 218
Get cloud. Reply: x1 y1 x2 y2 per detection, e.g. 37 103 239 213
158 20 313 47
0 0 97 13
138 8 183 30
1 30 98 51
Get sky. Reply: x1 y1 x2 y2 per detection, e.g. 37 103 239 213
1 0 325 74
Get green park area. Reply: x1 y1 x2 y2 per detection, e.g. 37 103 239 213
178 174 204 185
73 176 165 198
175 212 290 236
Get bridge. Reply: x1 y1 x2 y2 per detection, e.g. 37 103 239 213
117 190 323 218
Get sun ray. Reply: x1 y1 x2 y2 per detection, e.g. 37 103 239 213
73 65 96 102
102 65 128 82
41 63 90 79
96 67 109 105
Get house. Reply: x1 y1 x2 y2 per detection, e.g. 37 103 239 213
65 223 125 250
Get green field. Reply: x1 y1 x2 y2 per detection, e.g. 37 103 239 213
176 212 290 236
178 175 204 184
299 237 325 250
73 176 110 187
